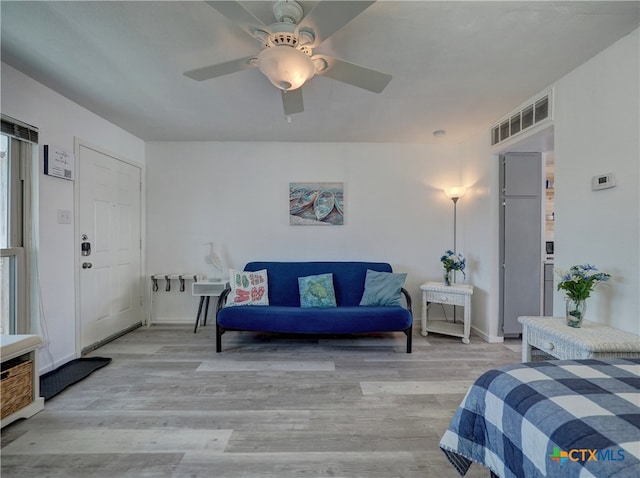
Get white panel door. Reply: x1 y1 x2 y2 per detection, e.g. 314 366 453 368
79 144 141 349
500 153 542 336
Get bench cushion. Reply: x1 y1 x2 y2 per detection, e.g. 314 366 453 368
0 335 42 362
217 305 412 334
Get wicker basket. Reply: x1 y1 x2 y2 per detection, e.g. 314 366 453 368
1 359 33 419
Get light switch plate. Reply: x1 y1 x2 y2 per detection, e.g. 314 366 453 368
57 209 71 224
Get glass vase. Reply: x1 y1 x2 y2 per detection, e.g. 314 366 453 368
565 298 587 327
443 269 452 286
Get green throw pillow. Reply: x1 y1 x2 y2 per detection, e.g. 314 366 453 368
298 273 337 308
359 269 407 307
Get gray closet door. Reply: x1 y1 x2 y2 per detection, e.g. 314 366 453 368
500 153 542 336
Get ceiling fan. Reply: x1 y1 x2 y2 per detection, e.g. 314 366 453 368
184 0 392 117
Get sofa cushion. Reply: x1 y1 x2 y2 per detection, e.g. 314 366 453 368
298 273 337 308
226 269 269 307
244 262 393 307
218 305 412 334
359 269 407 307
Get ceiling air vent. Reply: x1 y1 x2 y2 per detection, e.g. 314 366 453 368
491 90 552 146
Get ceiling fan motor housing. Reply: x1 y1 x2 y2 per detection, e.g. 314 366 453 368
271 28 299 47
272 0 304 24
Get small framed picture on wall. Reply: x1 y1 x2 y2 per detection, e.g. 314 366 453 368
289 182 344 226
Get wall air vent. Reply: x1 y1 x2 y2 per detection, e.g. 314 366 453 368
491 89 553 146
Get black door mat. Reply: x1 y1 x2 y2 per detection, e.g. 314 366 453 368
40 357 111 401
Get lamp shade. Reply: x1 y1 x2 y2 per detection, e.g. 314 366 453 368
257 46 316 91
444 186 467 200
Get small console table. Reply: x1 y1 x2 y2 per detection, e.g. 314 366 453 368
518 316 640 362
192 280 227 333
420 281 474 344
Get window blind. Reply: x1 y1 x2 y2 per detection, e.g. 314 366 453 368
1 114 39 144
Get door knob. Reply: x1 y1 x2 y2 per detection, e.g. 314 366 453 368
82 262 92 269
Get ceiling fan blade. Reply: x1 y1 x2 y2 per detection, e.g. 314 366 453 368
297 1 376 47
314 56 391 93
205 1 271 43
184 56 256 81
282 88 304 116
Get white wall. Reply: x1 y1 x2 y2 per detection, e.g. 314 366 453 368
457 132 499 341
1 63 146 372
145 141 491 329
552 29 639 333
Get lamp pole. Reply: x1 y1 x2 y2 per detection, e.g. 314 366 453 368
451 196 459 254
448 190 464 323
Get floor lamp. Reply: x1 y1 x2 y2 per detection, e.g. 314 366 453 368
444 187 466 254
444 187 466 321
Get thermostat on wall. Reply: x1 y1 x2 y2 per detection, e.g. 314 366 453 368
592 173 615 191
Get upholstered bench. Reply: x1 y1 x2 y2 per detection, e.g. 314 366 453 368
1 335 44 427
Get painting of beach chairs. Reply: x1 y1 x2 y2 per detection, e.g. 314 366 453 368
289 182 344 225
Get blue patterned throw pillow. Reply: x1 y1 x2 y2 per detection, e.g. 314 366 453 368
298 273 337 308
359 269 407 306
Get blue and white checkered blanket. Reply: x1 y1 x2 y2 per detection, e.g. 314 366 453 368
440 358 640 477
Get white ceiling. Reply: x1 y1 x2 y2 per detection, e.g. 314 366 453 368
1 1 638 143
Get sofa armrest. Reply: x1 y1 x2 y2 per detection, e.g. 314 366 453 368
216 283 231 319
401 288 413 315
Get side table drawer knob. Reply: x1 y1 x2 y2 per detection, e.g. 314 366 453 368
542 342 554 351
440 296 448 302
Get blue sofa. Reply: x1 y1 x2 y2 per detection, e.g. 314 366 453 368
215 261 413 353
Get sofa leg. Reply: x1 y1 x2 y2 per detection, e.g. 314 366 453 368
404 326 412 353
216 325 224 353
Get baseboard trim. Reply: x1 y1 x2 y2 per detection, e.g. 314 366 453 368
38 351 76 375
149 318 195 325
471 325 504 343
81 322 142 356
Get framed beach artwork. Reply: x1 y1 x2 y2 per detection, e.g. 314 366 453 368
289 182 344 225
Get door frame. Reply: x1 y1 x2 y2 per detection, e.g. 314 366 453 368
73 137 145 357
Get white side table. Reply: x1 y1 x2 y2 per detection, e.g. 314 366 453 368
192 280 227 333
518 316 640 362
420 281 474 344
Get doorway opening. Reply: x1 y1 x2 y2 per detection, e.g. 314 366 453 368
497 127 555 337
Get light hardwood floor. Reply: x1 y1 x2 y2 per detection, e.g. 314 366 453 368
1 324 521 477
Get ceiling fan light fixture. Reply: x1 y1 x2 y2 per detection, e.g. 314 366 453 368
257 45 315 91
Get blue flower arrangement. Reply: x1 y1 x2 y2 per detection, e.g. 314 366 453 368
556 264 610 301
440 250 466 278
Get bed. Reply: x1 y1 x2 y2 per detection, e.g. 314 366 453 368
440 358 640 477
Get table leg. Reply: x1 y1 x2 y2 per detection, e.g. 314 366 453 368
521 324 532 362
194 296 205 333
421 290 429 336
203 296 211 327
462 299 471 344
